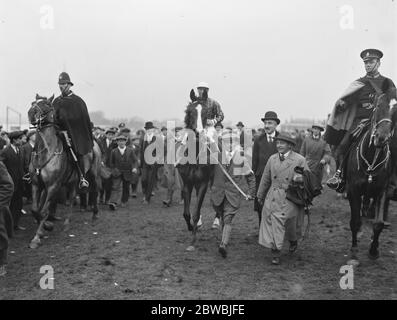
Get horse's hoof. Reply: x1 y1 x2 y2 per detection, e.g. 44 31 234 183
186 245 195 252
368 250 379 260
29 240 40 249
187 225 193 232
347 259 360 267
43 221 54 232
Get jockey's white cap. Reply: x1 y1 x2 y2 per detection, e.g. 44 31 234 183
197 81 209 89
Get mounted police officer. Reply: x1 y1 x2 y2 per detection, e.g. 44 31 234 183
53 72 93 189
325 49 396 191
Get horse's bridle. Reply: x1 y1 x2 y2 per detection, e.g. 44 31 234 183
357 94 393 183
30 101 63 175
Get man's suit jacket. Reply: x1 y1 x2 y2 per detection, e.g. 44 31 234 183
210 148 256 208
252 132 278 177
140 135 160 168
0 145 24 187
20 142 34 173
98 136 116 167
110 147 138 182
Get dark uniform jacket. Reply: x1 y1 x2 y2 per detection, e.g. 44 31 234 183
325 74 396 146
53 91 93 155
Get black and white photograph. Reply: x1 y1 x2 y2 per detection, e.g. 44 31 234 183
0 0 396 306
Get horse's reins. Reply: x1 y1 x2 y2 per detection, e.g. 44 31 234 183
171 130 251 199
356 105 392 183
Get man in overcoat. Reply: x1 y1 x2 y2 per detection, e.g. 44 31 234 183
0 131 25 231
252 111 279 225
300 124 331 185
257 132 308 265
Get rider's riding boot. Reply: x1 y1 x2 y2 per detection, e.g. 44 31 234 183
76 158 89 190
62 131 90 190
327 134 352 192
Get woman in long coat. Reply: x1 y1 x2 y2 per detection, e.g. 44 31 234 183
257 133 308 265
300 124 331 185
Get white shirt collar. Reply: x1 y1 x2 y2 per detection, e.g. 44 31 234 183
11 144 18 153
281 151 291 158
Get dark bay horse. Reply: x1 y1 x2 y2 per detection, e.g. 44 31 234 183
345 84 396 265
176 89 216 251
28 95 101 249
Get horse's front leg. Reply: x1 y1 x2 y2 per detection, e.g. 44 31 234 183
188 182 208 250
183 182 193 232
64 187 77 232
29 185 57 249
347 188 362 265
369 193 385 260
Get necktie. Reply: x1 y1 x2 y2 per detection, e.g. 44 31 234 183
279 153 285 161
268 136 273 143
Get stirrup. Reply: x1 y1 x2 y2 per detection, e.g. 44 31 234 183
79 177 90 189
326 170 344 192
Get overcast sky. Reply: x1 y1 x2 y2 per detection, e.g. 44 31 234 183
1 0 396 128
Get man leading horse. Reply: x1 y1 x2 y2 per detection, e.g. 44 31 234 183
325 49 396 193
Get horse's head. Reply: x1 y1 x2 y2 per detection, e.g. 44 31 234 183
28 94 55 127
184 89 209 132
372 81 396 147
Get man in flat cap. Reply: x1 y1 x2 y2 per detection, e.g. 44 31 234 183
0 131 25 231
257 132 308 265
53 72 93 189
108 135 138 210
325 49 396 191
98 128 117 204
252 111 280 225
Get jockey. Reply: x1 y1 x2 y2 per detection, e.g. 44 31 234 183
196 82 224 144
53 72 94 189
325 49 396 192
